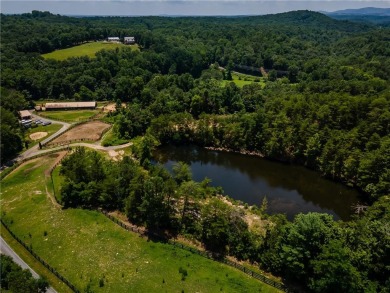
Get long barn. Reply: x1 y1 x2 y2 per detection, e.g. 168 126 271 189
45 101 96 111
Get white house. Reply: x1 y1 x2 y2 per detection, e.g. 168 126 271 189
124 37 135 44
107 37 120 42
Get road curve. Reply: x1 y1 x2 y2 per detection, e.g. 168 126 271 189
17 112 71 162
22 141 133 160
0 236 58 293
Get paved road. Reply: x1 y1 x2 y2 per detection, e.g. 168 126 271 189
0 236 58 293
17 112 71 161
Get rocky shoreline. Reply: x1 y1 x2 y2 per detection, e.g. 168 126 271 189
204 146 265 158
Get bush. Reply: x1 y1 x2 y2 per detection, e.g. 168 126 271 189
179 267 188 281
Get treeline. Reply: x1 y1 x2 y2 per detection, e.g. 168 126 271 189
109 70 389 200
0 254 48 293
59 147 390 292
0 88 28 163
1 10 389 102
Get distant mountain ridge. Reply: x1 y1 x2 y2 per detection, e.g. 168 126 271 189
326 7 390 16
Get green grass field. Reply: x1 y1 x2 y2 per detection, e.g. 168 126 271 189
39 110 100 122
0 223 74 293
41 42 138 61
25 124 62 148
0 155 281 293
221 73 266 88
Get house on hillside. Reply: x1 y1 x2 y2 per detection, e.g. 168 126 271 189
124 37 135 45
107 37 120 42
19 110 31 120
45 101 96 111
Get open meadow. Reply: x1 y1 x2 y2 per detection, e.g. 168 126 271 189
41 42 138 60
0 154 280 293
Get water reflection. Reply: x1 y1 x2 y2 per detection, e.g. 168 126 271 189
154 145 362 221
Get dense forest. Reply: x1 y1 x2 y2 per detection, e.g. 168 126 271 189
1 10 389 292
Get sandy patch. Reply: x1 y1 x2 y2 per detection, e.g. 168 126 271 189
30 132 48 141
103 103 126 112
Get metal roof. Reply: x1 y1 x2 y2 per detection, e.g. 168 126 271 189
19 110 31 118
45 102 96 109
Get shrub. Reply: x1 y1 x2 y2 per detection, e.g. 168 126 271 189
179 267 188 281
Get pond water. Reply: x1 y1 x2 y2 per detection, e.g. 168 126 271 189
153 145 362 221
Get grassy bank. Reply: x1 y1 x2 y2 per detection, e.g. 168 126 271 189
0 155 280 293
0 223 73 293
41 42 137 60
101 128 130 146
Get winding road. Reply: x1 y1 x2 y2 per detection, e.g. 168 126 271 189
17 113 71 161
18 111 132 160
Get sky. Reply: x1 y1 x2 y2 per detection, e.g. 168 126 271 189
1 1 390 16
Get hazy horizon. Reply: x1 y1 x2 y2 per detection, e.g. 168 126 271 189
2 1 390 16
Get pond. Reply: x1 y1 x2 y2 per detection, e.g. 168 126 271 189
153 145 362 221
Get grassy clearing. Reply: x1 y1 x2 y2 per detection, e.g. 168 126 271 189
25 124 62 148
39 110 100 122
0 155 280 293
101 128 129 147
34 101 109 107
222 73 266 88
41 42 138 61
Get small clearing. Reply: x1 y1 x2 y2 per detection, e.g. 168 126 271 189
29 132 48 141
103 103 126 113
49 121 111 145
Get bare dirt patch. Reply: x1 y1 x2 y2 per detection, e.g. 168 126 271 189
29 132 48 141
49 121 111 145
103 103 126 113
108 149 125 161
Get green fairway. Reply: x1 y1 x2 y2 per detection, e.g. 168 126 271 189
0 155 281 293
41 42 138 60
39 110 100 122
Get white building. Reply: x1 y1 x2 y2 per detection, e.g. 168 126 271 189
107 37 120 42
124 37 135 44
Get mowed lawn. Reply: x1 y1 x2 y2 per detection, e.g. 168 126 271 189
0 155 281 293
39 110 99 122
41 42 138 60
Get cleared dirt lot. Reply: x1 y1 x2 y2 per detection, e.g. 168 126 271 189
103 103 126 113
48 121 111 145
